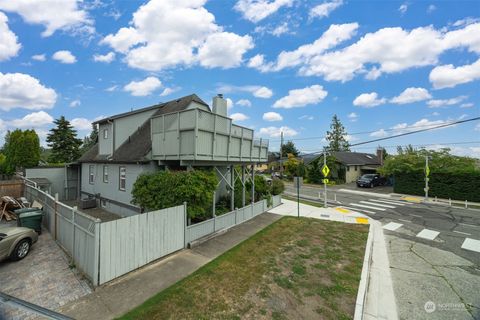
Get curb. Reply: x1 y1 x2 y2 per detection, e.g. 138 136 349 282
337 188 392 199
354 222 374 320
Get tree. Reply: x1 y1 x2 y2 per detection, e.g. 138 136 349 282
284 153 305 177
326 115 350 152
81 123 98 153
47 116 83 163
2 129 41 173
281 141 299 157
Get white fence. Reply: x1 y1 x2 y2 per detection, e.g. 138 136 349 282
98 205 185 284
25 183 282 286
24 184 100 284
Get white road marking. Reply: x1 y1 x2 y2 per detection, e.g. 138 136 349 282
453 230 472 236
369 199 406 206
351 203 386 211
338 205 376 214
416 229 440 240
461 238 480 253
458 223 478 228
398 219 411 223
410 214 422 218
383 222 403 231
360 201 395 209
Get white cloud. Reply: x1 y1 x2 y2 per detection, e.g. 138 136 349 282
69 99 81 108
398 3 408 14
263 112 283 121
299 115 314 120
52 50 77 64
427 96 467 108
273 85 327 108
427 4 436 13
0 0 93 37
102 0 253 71
0 72 57 111
93 52 115 63
0 12 21 61
429 58 480 89
390 87 432 104
234 0 293 23
460 103 474 108
370 129 388 138
254 86 273 98
159 87 180 97
105 85 118 92
271 22 290 36
236 99 252 107
262 22 480 82
309 0 343 19
230 112 249 121
353 92 386 108
226 98 234 110
218 84 273 99
10 111 54 128
32 54 46 61
370 117 456 139
71 117 92 131
124 76 162 96
347 112 358 122
475 123 480 132
259 126 298 137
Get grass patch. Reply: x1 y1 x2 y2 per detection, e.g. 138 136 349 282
118 217 368 320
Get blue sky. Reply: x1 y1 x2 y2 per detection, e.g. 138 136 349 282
0 0 479 157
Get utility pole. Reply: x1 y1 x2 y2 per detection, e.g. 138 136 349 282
280 130 284 179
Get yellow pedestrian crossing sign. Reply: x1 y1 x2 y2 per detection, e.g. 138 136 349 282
321 164 330 177
425 165 430 177
322 178 329 184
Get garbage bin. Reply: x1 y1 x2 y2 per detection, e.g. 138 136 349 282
17 210 44 234
14 207 40 216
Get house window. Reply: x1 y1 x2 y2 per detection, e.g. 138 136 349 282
355 165 358 171
119 166 126 191
103 165 109 183
103 128 108 139
101 199 107 208
347 166 350 172
89 165 95 184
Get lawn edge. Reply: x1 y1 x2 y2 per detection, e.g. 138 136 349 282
353 222 374 320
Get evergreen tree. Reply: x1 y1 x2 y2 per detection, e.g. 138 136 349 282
326 115 350 152
3 129 41 173
281 141 299 157
47 116 83 163
81 123 98 153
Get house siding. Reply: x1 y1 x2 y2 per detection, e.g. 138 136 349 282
114 109 158 148
99 122 113 155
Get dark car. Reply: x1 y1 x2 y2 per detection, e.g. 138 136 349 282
356 174 386 188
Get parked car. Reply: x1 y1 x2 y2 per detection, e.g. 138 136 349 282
0 226 38 262
356 174 386 188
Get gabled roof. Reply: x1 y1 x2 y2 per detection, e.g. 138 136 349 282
301 151 381 166
79 94 208 163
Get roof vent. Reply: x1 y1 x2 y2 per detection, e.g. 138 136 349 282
366 155 372 159
212 94 227 117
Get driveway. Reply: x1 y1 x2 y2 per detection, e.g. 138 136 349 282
0 226 91 319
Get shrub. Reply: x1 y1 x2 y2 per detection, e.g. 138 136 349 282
131 169 218 220
271 179 285 195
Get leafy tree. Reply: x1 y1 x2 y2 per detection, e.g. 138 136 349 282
307 154 344 184
284 153 305 177
326 115 350 152
81 123 98 153
47 116 83 163
271 179 285 195
3 129 41 173
281 141 299 157
0 153 6 174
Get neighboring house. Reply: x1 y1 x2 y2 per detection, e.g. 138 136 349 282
25 164 80 201
303 149 384 183
78 94 268 217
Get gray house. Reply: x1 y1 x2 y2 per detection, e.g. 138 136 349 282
78 94 268 217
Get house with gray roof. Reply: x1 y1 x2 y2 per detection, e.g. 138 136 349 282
78 94 268 217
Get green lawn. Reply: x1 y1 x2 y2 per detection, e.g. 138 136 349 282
118 217 369 320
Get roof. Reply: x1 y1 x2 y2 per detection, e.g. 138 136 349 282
79 94 208 163
301 151 381 166
94 94 208 124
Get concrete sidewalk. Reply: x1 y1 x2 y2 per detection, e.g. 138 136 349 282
59 212 281 320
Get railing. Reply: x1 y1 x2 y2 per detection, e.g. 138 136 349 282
151 108 268 162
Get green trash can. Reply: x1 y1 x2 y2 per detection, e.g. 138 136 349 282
14 207 40 215
17 210 44 234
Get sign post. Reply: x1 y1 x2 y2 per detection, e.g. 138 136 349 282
321 152 330 208
293 176 303 217
425 155 430 201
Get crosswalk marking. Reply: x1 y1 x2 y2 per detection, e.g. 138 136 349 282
351 203 386 211
398 219 411 223
383 222 403 231
369 199 406 206
461 238 480 253
338 205 376 214
359 201 395 208
453 230 471 236
416 229 440 240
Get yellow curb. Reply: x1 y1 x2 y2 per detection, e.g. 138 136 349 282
335 207 351 214
402 196 422 203
355 217 369 224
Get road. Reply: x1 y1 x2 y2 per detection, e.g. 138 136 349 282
285 182 480 319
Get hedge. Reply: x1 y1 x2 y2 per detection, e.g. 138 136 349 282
394 171 480 202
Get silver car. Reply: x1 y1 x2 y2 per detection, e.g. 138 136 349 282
0 227 38 262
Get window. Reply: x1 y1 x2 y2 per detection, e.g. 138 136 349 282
347 166 350 172
101 199 107 208
355 165 358 171
119 166 126 191
103 165 109 183
89 165 95 184
103 128 108 139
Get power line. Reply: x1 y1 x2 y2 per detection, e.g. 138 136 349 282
298 141 480 152
269 117 480 143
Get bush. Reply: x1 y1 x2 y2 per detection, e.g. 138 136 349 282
271 179 285 195
131 169 218 220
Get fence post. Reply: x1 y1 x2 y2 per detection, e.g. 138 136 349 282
334 193 337 202
72 207 78 262
435 196 437 202
183 202 187 248
54 193 59 240
449 198 452 206
465 200 468 209
93 219 101 286
235 208 238 225
262 199 265 213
